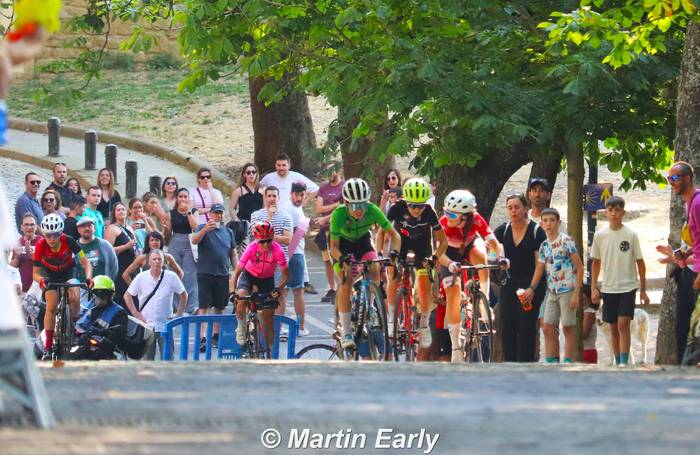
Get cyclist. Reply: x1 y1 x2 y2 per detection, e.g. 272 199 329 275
436 189 506 362
384 177 447 350
32 213 93 356
231 221 288 350
329 178 402 350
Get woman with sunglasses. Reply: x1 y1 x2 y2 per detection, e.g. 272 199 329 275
96 168 121 224
330 178 402 350
40 189 64 220
160 176 179 212
379 169 402 215
190 167 223 226
437 189 506 363
164 188 199 313
384 178 447 354
231 221 288 352
230 163 264 255
493 193 546 362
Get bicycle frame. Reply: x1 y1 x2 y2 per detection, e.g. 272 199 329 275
46 282 88 360
236 292 277 359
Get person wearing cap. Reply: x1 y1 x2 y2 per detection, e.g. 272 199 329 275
76 216 118 285
190 202 237 350
527 178 552 221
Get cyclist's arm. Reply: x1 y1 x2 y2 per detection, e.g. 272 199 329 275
385 226 401 253
485 237 504 257
330 237 342 263
276 267 289 290
32 265 43 285
229 263 243 294
376 228 387 256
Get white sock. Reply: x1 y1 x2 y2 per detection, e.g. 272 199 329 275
420 313 430 328
448 323 460 349
388 307 395 325
339 312 352 336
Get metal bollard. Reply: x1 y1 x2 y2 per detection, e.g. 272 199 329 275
84 130 97 170
48 117 60 156
125 160 138 199
149 175 162 197
105 144 118 184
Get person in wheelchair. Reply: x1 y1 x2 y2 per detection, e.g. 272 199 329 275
69 275 127 360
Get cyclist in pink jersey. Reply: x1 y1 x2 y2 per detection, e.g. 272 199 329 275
230 221 288 347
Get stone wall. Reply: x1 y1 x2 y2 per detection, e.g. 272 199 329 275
18 0 180 69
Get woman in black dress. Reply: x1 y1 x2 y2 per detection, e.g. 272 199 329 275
104 202 136 308
494 193 546 362
229 162 263 255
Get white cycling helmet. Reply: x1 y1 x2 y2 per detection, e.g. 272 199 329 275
343 178 371 203
444 189 476 214
41 213 64 234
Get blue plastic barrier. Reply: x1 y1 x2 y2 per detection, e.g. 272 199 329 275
162 314 297 361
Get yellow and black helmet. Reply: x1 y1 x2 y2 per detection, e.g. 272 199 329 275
402 178 431 204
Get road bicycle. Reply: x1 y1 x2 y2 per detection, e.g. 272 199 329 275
450 263 508 363
232 291 278 359
45 282 89 360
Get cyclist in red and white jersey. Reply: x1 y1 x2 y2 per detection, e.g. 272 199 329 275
33 214 93 354
436 190 506 362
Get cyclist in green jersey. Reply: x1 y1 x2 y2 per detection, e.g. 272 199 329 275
329 178 401 349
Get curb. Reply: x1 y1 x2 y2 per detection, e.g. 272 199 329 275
0 146 92 190
8 117 235 196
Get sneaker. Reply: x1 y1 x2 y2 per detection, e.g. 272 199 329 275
212 333 219 348
451 348 464 363
298 327 310 337
387 322 395 337
236 327 246 345
321 289 336 303
304 282 319 294
199 337 207 353
419 326 432 348
340 334 356 350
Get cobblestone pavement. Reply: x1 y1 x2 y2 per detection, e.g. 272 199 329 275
0 158 53 206
2 361 700 454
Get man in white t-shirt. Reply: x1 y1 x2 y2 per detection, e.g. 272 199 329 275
260 153 319 205
124 249 187 360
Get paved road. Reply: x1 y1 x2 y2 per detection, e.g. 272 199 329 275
2 362 700 454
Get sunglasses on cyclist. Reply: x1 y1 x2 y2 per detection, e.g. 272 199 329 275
348 202 368 211
407 203 426 210
259 239 272 244
667 174 688 183
45 232 61 239
444 210 460 219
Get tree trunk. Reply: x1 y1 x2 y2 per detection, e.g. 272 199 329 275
434 144 532 221
657 21 700 364
249 76 318 176
528 150 563 203
566 142 585 361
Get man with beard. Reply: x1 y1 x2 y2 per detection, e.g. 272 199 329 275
527 178 551 221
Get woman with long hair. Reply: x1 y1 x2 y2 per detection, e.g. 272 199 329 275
493 192 546 362
40 189 64 220
96 168 121 224
104 201 137 307
379 168 402 214
190 167 223 226
66 177 83 205
230 162 264 222
126 197 156 253
164 188 199 313
142 191 166 235
160 176 179 212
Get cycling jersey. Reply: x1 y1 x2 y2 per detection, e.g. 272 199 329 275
330 203 392 242
439 212 495 249
238 240 287 279
387 200 441 261
33 234 83 275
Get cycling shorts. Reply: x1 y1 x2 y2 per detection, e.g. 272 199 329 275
438 244 474 283
237 269 275 294
333 233 378 274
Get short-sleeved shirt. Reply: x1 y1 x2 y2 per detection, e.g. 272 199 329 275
316 181 344 230
127 270 185 332
591 224 643 293
34 234 83 274
439 212 495 249
686 190 700 272
77 207 105 238
494 221 546 285
387 200 441 258
239 241 288 279
194 224 236 276
249 208 294 260
77 238 105 281
14 192 43 234
330 203 392 243
260 171 320 204
63 216 79 239
538 233 578 294
190 186 225 225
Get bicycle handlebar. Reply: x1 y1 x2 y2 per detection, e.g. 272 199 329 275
46 282 90 289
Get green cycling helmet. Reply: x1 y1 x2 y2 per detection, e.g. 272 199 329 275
403 177 431 204
92 275 115 291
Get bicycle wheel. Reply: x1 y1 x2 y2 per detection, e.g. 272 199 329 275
392 288 408 362
466 291 493 363
55 295 73 360
246 316 262 359
296 343 339 360
365 282 390 361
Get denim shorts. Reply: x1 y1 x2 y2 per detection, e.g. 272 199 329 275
287 253 306 290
